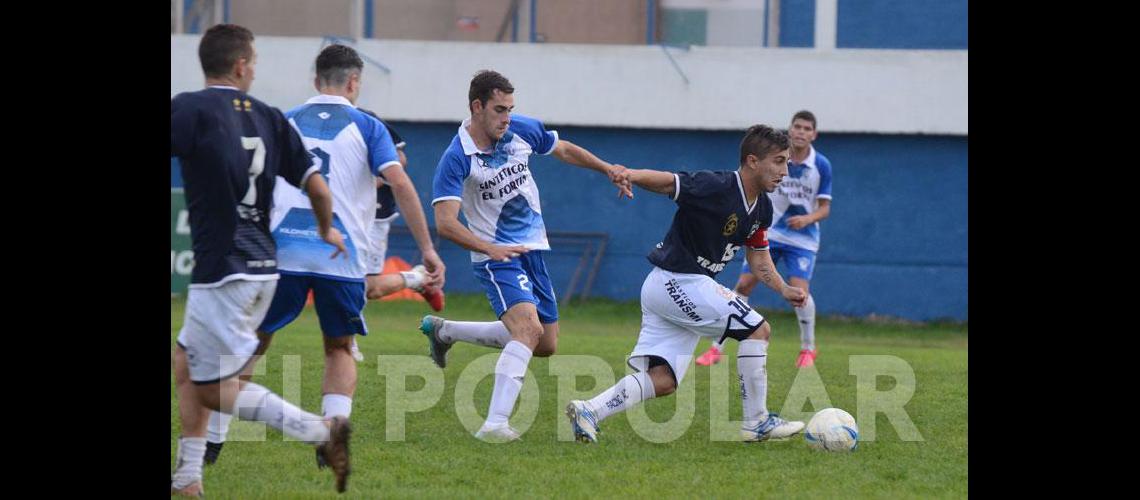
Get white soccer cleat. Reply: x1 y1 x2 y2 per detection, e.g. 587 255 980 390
565 400 600 444
741 413 805 442
474 422 522 443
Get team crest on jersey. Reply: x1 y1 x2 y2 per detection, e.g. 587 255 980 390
723 213 738 236
243 100 252 112
232 99 242 111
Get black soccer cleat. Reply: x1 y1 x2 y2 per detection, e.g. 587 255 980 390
203 441 224 465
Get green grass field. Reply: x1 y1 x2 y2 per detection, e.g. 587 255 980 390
171 294 967 498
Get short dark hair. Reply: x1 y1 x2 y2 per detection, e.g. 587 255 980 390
791 110 817 130
468 70 514 110
739 125 790 164
316 44 364 87
199 24 254 78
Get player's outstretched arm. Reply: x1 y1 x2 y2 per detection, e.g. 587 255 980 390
625 168 677 197
551 140 632 198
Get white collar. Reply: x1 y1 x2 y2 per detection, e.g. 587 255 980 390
792 145 817 168
457 118 492 155
734 171 758 214
304 94 354 107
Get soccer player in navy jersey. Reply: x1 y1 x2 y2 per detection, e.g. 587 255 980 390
170 24 352 494
566 125 808 444
699 110 834 368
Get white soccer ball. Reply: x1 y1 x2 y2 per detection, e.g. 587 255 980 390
805 408 859 452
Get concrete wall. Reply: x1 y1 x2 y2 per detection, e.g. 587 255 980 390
171 35 968 135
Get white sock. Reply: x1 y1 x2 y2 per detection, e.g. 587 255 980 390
171 436 206 488
485 340 532 426
738 339 770 428
206 410 232 443
233 382 330 444
400 269 425 292
796 294 816 351
585 371 656 422
439 320 512 349
322 393 353 418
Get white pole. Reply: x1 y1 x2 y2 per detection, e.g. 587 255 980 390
173 0 183 33
351 0 364 40
767 0 780 47
814 0 837 50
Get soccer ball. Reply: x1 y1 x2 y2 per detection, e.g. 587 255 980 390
804 408 859 452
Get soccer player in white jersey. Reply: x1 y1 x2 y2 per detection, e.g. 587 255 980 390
696 111 833 369
566 125 807 445
425 70 630 442
202 44 445 465
170 24 352 495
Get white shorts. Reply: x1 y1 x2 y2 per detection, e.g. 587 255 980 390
176 279 277 384
365 217 394 275
628 267 765 384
